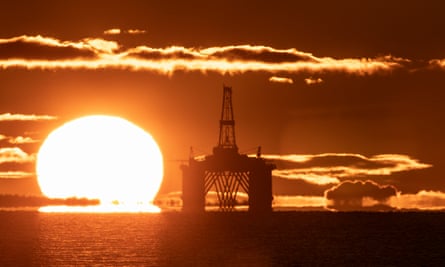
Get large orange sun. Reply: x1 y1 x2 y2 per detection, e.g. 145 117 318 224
36 115 163 211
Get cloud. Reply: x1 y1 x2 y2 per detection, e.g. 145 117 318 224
0 35 406 75
156 188 445 211
273 195 326 208
104 28 121 35
154 191 249 210
82 38 119 53
304 77 323 85
127 29 146 35
272 170 340 185
261 153 432 185
269 76 294 84
0 134 40 144
103 29 146 35
7 136 40 144
325 180 397 211
390 190 445 210
0 147 35 164
0 113 57 121
0 35 97 60
326 180 397 201
0 171 34 179
429 59 445 69
125 46 203 61
203 45 313 63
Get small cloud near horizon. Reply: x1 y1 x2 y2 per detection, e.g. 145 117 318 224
325 180 397 207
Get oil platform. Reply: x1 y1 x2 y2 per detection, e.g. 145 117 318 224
181 86 275 212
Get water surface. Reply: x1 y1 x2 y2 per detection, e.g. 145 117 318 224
1 211 444 266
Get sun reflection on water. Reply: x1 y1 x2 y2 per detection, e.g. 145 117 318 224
39 203 161 213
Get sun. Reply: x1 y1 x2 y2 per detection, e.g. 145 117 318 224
36 115 163 211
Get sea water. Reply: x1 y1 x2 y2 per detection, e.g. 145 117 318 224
1 211 445 266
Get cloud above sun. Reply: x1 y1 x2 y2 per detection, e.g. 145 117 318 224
0 35 407 75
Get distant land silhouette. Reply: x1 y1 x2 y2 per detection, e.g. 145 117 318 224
0 194 99 208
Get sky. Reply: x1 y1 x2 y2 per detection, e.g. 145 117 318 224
1 0 444 210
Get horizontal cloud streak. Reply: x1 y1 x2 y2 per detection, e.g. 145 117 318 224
0 113 57 121
272 170 340 185
0 35 98 60
104 28 146 35
390 190 445 210
156 187 445 211
273 195 326 208
127 29 146 35
429 59 445 69
0 134 40 144
261 153 431 185
325 184 445 211
7 136 40 144
0 171 34 179
104 28 121 35
269 76 294 84
0 35 406 75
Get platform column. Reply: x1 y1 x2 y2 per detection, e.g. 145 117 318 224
248 164 273 213
181 162 205 212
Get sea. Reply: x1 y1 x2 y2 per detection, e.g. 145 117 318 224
1 211 445 266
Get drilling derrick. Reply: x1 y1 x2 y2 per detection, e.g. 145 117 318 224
216 86 237 152
181 86 275 212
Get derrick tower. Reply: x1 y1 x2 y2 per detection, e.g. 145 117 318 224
181 86 275 212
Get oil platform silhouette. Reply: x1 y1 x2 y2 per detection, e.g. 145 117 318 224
181 86 275 212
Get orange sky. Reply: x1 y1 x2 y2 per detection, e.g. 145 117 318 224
1 0 445 210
